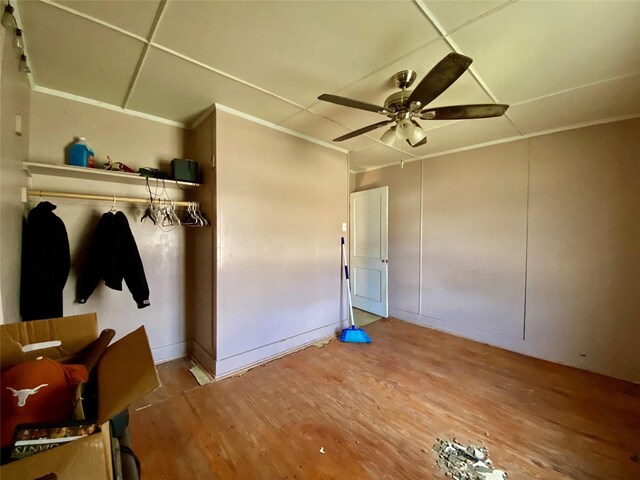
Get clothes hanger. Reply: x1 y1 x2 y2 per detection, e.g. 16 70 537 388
141 180 158 225
193 202 205 227
160 202 170 227
169 201 181 226
181 202 203 227
109 196 117 213
141 199 157 225
160 200 180 228
182 202 194 226
195 203 209 226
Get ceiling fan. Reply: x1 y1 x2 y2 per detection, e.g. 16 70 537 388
318 53 509 148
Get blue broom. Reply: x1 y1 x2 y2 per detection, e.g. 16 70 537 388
340 237 371 343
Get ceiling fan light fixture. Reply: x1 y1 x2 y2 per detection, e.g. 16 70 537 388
395 118 414 140
408 124 426 145
380 127 397 146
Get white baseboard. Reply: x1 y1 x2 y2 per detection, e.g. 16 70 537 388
151 340 191 364
389 307 523 346
389 307 639 384
214 321 343 379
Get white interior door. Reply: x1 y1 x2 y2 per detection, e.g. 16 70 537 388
349 186 388 317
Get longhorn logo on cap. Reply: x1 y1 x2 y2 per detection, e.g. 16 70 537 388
5 384 48 407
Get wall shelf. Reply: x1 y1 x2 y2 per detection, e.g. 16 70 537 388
23 162 200 189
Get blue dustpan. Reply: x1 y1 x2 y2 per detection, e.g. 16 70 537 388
340 325 372 343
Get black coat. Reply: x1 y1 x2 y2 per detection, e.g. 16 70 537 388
20 202 71 321
77 211 150 309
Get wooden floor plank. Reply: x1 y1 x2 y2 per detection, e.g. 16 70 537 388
131 319 640 479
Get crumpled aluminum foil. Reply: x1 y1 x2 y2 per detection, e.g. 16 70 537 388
432 437 507 480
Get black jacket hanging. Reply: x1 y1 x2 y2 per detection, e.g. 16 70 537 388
77 211 150 309
20 201 71 321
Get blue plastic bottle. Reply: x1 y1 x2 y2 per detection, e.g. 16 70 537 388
68 137 93 167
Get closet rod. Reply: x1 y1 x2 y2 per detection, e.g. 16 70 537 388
23 188 193 207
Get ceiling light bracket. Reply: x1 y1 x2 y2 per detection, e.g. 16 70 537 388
392 70 417 89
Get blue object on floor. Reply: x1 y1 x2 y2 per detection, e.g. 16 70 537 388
340 325 372 343
339 236 371 344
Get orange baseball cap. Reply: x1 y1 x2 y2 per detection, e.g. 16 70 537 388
1 358 88 448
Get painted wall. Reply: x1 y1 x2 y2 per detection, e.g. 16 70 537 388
525 120 640 382
22 92 191 362
421 142 529 338
185 111 216 368
0 27 31 324
29 92 186 171
353 160 422 314
355 118 640 383
214 110 348 376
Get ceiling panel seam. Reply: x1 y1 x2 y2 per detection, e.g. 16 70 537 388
509 72 640 107
275 110 312 127
122 43 151 109
41 0 306 113
273 109 405 152
37 1 312 123
122 0 168 109
32 85 188 128
302 72 466 153
445 0 519 37
21 0 633 167
215 104 349 154
144 0 167 43
42 0 147 43
294 35 449 150
190 105 217 130
413 0 498 101
413 0 523 135
149 43 307 110
302 37 445 112
274 109 360 136
30 0 454 154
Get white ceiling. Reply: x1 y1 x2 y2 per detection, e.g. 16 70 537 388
16 0 640 172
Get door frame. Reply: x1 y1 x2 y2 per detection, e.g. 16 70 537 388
349 186 389 317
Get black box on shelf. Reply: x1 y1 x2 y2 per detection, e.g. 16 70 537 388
170 159 200 183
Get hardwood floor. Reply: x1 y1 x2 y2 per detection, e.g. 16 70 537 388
130 319 640 479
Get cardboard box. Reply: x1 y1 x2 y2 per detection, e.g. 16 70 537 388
0 313 160 479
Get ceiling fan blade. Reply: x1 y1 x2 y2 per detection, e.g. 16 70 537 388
420 104 509 120
407 137 427 148
408 53 473 107
318 94 385 113
333 120 393 142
